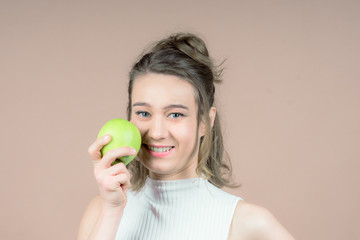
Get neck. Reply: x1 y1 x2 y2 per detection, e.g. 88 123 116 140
144 176 207 204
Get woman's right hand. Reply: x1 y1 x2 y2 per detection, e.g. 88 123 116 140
87 134 136 211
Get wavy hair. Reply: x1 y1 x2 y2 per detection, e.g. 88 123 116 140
126 33 239 191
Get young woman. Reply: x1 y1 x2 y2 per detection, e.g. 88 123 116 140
77 33 295 240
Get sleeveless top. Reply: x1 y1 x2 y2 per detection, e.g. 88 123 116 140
115 177 242 240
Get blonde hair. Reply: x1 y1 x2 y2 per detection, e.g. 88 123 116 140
126 33 239 191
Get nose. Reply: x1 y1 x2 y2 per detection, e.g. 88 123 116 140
148 116 168 140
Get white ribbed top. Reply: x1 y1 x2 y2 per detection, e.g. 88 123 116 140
115 177 242 240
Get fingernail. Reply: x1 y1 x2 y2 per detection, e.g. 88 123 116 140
130 148 137 155
104 135 110 141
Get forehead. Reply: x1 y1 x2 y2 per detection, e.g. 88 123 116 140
132 73 197 108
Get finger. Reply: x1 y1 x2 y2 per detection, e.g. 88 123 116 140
88 134 111 161
101 147 136 168
106 162 130 176
110 173 130 190
114 173 131 187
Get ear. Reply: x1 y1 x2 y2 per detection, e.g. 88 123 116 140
200 106 217 137
209 106 216 128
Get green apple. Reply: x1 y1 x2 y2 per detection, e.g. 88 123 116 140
97 118 141 165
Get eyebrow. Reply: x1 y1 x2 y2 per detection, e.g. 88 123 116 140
132 102 189 110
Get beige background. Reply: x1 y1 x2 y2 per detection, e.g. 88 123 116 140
1 0 359 239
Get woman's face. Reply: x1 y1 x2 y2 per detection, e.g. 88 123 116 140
130 73 205 180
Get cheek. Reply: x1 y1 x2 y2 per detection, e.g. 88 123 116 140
172 121 198 144
130 119 147 137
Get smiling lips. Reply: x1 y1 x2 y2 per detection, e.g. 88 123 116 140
144 144 174 157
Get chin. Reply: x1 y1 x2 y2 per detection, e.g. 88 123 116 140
143 158 174 175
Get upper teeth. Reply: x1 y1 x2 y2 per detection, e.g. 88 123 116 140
149 146 173 152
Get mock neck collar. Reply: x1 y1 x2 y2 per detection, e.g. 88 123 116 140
144 176 208 204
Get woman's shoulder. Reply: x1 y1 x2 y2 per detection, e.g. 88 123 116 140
228 201 295 240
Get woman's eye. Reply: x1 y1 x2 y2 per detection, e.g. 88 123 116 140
169 113 183 118
136 111 150 118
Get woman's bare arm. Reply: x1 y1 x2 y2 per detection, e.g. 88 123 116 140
77 195 124 240
77 195 102 240
77 135 135 240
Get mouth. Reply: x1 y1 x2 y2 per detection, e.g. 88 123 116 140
143 144 175 157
